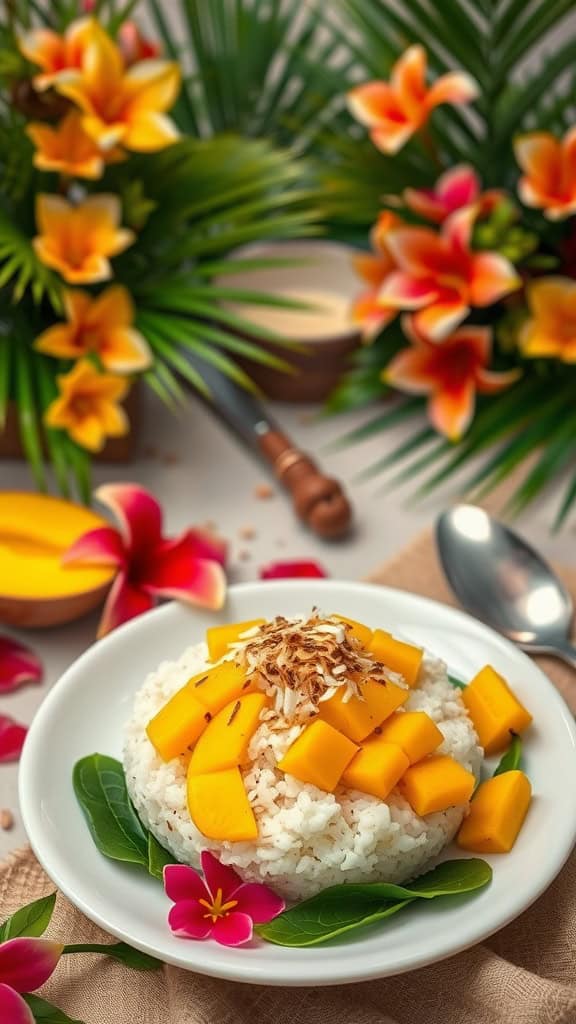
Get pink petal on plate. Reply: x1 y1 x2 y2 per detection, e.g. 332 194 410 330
0 637 43 694
260 560 328 580
232 883 285 924
0 984 35 1024
200 851 244 902
164 864 210 904
62 526 125 568
211 911 253 947
180 528 227 568
0 938 63 992
95 483 163 559
142 539 226 611
0 716 27 763
167 900 213 940
96 573 155 639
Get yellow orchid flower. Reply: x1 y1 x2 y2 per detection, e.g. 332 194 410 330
33 194 134 284
34 286 152 374
45 359 129 452
55 23 181 153
26 110 125 180
519 277 576 362
18 16 96 91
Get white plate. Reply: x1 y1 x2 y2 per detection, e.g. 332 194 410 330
20 581 576 987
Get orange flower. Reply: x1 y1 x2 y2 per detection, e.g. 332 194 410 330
18 17 95 91
347 46 478 155
55 23 180 152
352 211 402 340
34 286 152 373
385 321 521 440
45 359 129 452
514 129 576 220
378 207 521 341
33 194 134 285
26 110 124 180
519 277 576 362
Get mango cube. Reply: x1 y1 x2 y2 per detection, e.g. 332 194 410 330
457 770 532 853
377 711 443 764
278 720 359 792
146 688 208 762
462 665 532 755
206 619 265 661
187 767 258 841
399 754 476 816
319 678 409 742
334 615 373 648
191 661 256 716
188 692 268 775
342 737 409 800
368 630 423 687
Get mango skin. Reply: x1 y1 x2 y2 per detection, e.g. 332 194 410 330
187 767 258 841
462 665 532 754
368 630 423 687
188 692 268 775
278 719 359 792
399 754 476 816
457 770 532 853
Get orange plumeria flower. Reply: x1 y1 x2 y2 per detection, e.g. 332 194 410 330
514 128 576 220
26 110 124 180
34 194 134 285
385 320 521 441
352 211 402 340
45 359 129 452
378 206 521 341
18 16 96 91
55 23 180 152
519 277 576 362
404 165 502 224
34 286 152 374
347 45 478 155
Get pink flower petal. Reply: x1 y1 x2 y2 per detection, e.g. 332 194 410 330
0 938 63 992
164 864 210 904
62 526 125 568
96 573 154 639
211 911 253 947
95 483 163 559
0 637 43 693
142 537 226 611
167 900 213 940
259 560 328 580
0 716 27 763
403 187 446 223
201 851 244 902
378 271 439 309
0 984 35 1024
181 529 227 568
232 883 285 924
438 164 480 208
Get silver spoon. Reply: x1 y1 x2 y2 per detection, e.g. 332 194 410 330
436 504 576 669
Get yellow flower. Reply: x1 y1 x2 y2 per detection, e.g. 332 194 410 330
45 359 129 452
519 277 576 362
34 285 152 374
55 23 181 153
18 17 96 91
26 110 125 180
33 194 134 285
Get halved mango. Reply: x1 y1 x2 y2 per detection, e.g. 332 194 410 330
278 719 359 792
187 767 258 841
334 615 373 648
377 711 443 764
457 770 531 853
189 692 268 775
319 678 409 742
462 665 532 755
206 619 265 661
191 661 257 715
399 754 476 816
368 630 423 687
342 737 409 800
146 688 209 762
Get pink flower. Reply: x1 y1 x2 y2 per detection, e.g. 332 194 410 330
0 716 28 763
118 22 161 65
0 937 63 1023
0 637 43 694
164 852 285 947
63 483 227 638
404 165 502 224
260 560 328 580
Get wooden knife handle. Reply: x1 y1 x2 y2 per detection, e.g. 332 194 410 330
258 429 352 539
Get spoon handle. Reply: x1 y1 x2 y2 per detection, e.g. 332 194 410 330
548 640 576 670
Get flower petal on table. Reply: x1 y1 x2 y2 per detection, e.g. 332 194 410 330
201 851 244 902
143 540 226 610
0 716 28 763
0 984 35 1024
164 864 210 904
95 483 163 557
0 637 43 693
260 560 328 579
97 573 154 638
63 526 125 568
211 912 253 947
0 938 63 992
167 900 212 940
232 883 285 924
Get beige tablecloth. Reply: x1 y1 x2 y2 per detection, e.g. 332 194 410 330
3 528 576 1024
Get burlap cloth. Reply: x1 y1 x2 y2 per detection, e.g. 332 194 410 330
3 528 576 1024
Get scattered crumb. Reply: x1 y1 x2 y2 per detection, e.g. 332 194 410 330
239 525 256 540
0 809 14 831
255 483 274 500
238 549 251 561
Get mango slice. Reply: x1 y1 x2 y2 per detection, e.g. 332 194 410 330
462 665 532 755
399 754 476 816
278 720 359 792
457 770 532 853
191 661 256 715
319 678 409 743
368 630 423 687
334 615 373 648
377 711 443 764
187 767 258 841
189 692 268 775
146 688 209 762
342 737 409 800
206 619 265 661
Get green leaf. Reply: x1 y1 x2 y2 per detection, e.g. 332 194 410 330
73 755 149 870
448 673 466 690
257 858 492 946
62 941 161 971
22 995 83 1024
147 832 174 881
0 893 56 941
494 735 522 776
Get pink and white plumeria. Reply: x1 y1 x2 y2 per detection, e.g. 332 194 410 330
0 937 63 1023
404 165 502 224
0 636 42 762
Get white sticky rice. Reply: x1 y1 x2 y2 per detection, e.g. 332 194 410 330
124 628 482 901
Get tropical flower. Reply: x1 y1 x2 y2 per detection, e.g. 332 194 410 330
119 22 161 65
0 716 28 763
33 194 134 284
378 207 521 341
18 16 95 91
0 937 63 1022
164 852 284 946
352 211 401 339
63 483 227 637
45 360 129 452
34 286 152 374
260 560 328 579
55 23 180 153
514 128 576 220
385 320 520 440
0 637 42 694
519 277 576 362
404 165 501 224
26 110 123 180
347 45 478 155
